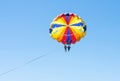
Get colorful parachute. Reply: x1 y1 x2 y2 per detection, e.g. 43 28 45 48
49 13 87 51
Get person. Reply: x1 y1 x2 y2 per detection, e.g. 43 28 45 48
64 44 67 52
67 42 71 52
68 45 71 51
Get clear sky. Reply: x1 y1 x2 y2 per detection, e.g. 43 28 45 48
0 0 120 81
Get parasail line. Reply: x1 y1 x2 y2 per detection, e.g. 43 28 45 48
0 48 56 77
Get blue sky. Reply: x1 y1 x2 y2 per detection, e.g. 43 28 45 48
0 0 120 81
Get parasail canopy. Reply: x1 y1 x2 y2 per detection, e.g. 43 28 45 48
49 13 87 45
